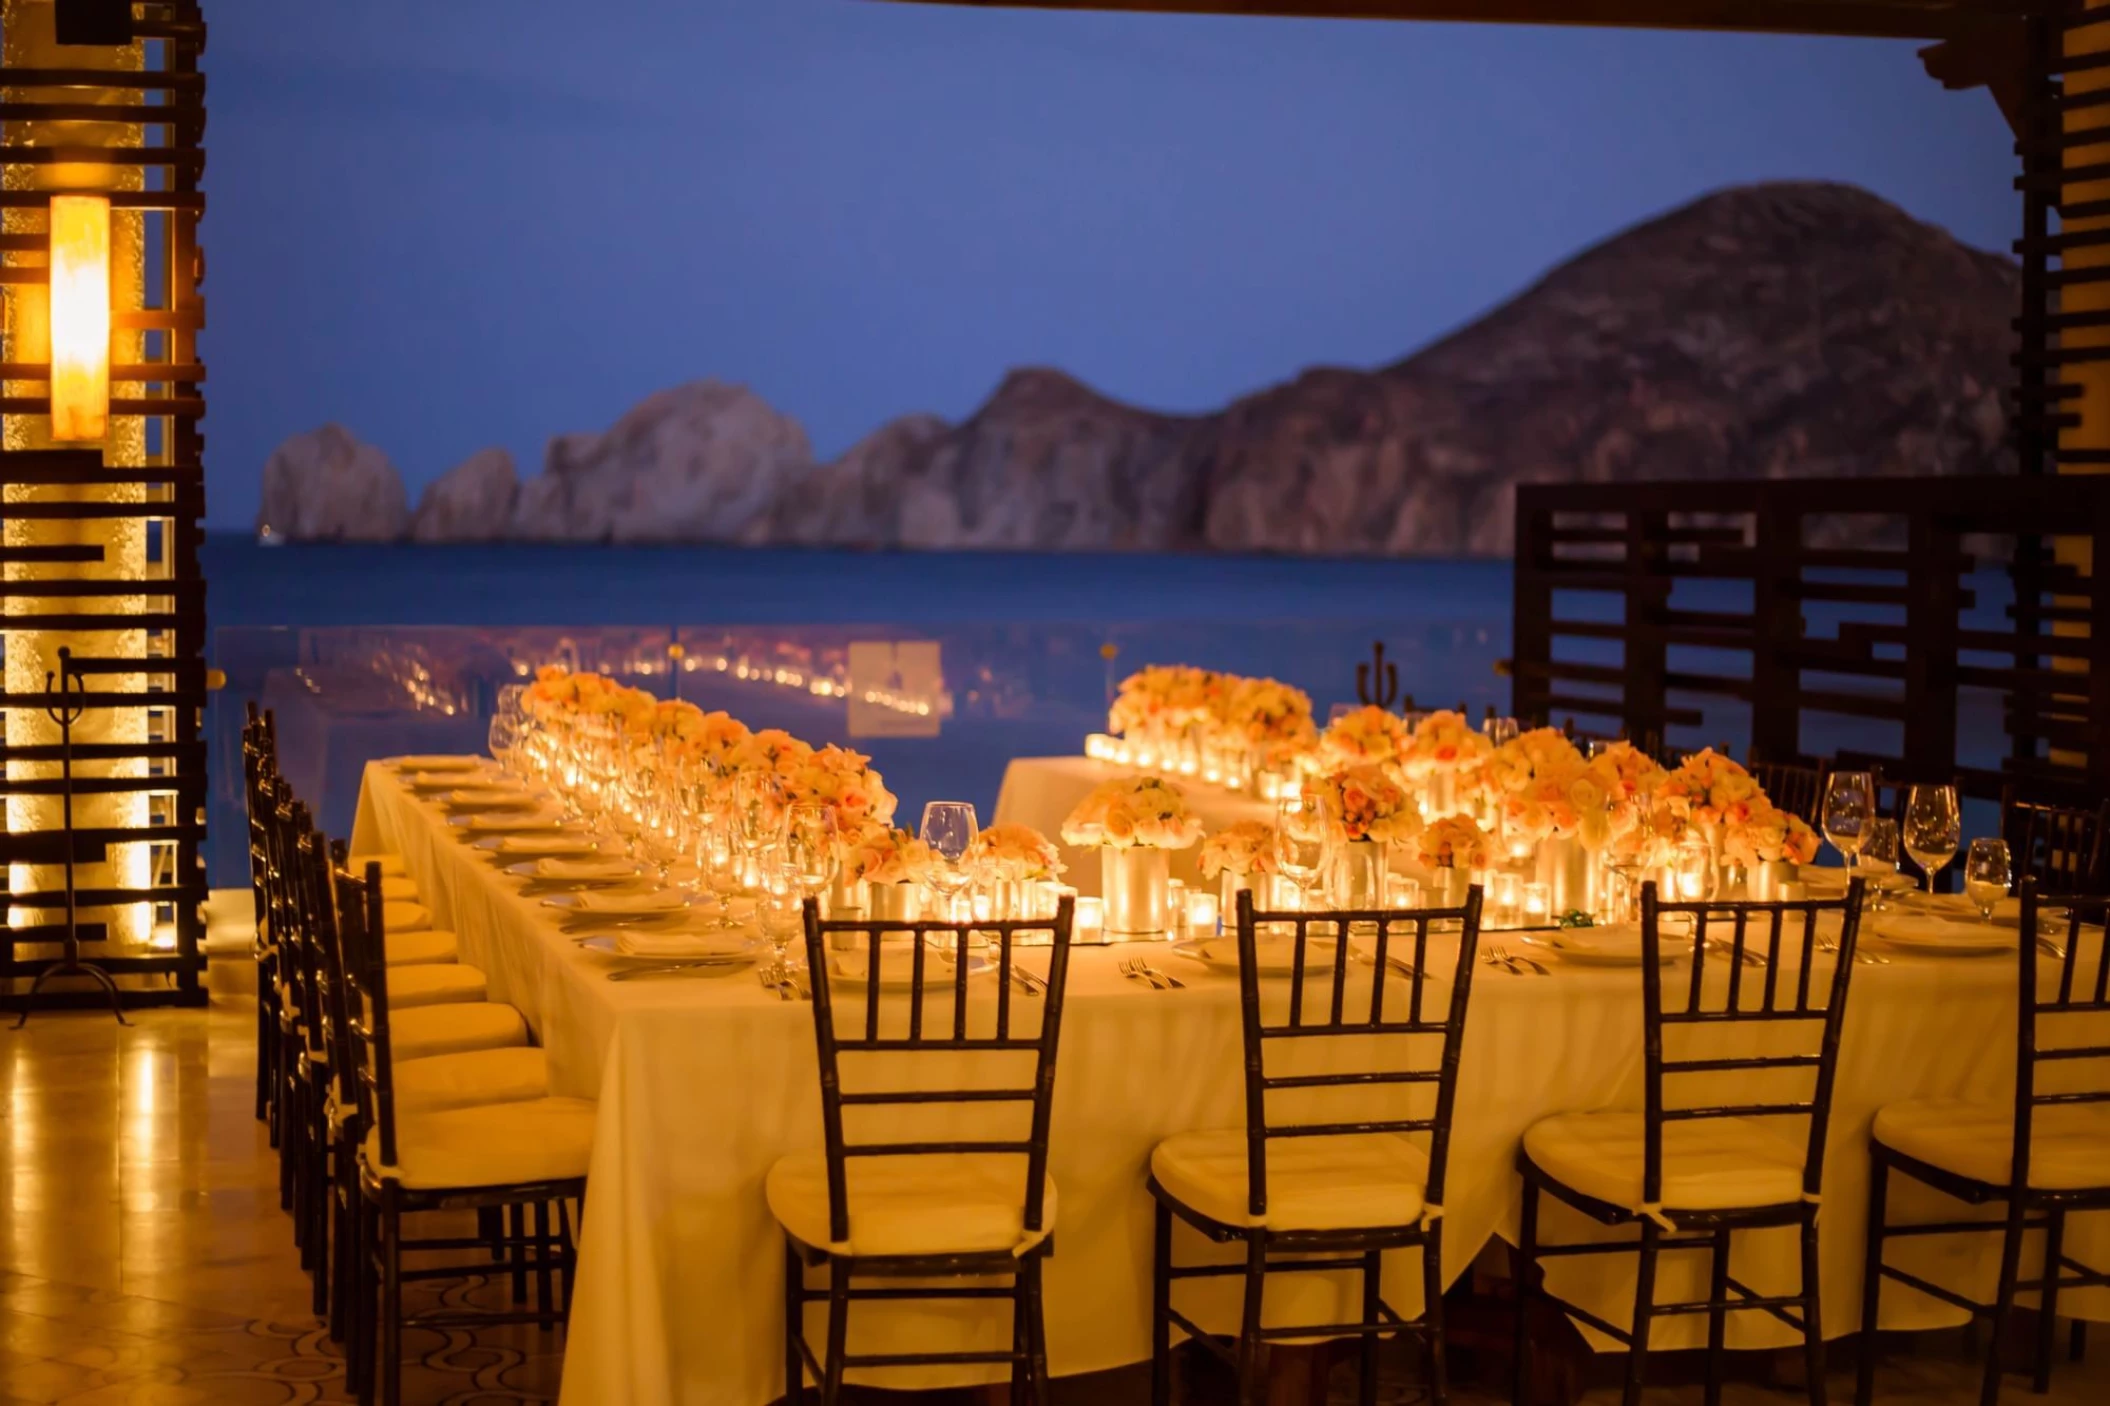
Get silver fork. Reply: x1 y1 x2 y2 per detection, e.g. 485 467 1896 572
1119 956 1180 990
2037 935 2070 961
1705 939 1767 968
1010 965 1046 996
756 961 794 1002
1487 943 1548 976
1481 949 1523 976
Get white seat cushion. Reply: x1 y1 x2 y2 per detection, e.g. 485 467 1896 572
349 851 408 877
1151 1128 1429 1231
766 1150 1055 1258
378 874 420 902
387 1002 528 1061
384 929 459 967
385 964 489 1009
362 1096 596 1190
1523 1111 1806 1215
395 1047 551 1114
1874 1098 2110 1191
381 900 432 933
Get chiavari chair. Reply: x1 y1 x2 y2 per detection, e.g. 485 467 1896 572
338 860 591 1406
1747 750 1827 829
1857 882 2110 1406
242 703 281 1132
1515 879 1867 1406
1149 886 1484 1406
2002 785 2110 897
775 897 1078 1406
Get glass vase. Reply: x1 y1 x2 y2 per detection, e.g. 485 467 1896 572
1102 846 1171 938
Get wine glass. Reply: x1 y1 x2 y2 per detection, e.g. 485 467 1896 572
1859 818 1901 911
1820 772 1874 873
1903 784 1961 895
1964 838 2011 922
487 714 519 772
734 770 784 850
755 853 805 967
1485 716 1519 748
786 803 839 898
1274 790 1330 907
920 802 979 921
698 814 747 930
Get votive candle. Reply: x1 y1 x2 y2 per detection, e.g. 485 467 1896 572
1522 881 1550 921
1187 891 1220 936
1075 896 1105 941
1490 872 1521 919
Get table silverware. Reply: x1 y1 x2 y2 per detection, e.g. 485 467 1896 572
756 962 795 1002
1010 966 1045 996
2036 935 2070 962
1118 955 1180 990
1480 949 1523 976
606 957 749 982
1486 943 1547 976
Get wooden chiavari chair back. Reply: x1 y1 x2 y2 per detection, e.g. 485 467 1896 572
1748 753 1826 828
2004 788 2110 897
335 861 404 1174
1230 886 1483 1224
2017 883 2110 1194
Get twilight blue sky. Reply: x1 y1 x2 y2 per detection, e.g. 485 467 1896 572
202 0 2015 528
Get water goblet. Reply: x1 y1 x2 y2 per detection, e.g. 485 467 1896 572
1903 784 1961 895
787 803 839 898
1859 818 1901 911
1964 838 2011 922
1274 789 1330 909
1821 771 1874 874
920 801 979 921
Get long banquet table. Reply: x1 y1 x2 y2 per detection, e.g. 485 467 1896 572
352 757 2108 1406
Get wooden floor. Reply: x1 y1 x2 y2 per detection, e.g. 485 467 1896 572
0 980 2102 1405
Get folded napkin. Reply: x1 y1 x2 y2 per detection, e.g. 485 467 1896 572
564 887 686 915
393 754 483 771
614 930 753 959
462 808 567 830
534 856 637 882
496 832 594 855
448 785 530 805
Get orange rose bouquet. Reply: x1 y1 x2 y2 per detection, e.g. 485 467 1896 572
1309 765 1423 846
969 822 1065 880
1319 704 1414 771
1401 709 1492 778
1060 775 1204 850
1198 821 1280 879
1417 814 1491 872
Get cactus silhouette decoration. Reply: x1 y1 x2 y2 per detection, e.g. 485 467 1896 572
15 649 128 1027
1355 640 1400 713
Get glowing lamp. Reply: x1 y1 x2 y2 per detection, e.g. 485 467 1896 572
48 194 111 442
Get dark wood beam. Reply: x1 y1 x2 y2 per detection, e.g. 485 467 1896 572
879 1 2026 44
1920 17 2029 136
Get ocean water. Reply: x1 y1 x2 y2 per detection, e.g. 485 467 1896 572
203 537 1516 882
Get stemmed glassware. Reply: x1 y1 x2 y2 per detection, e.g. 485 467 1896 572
1964 838 2011 922
487 715 520 774
1858 818 1901 911
1821 771 1874 874
919 802 978 922
786 803 839 902
1903 784 1961 895
1275 787 1330 909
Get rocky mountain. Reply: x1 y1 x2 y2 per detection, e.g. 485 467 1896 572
256 424 409 543
258 181 2018 554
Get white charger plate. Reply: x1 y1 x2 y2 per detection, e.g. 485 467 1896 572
831 949 992 989
506 857 639 883
579 933 761 965
448 809 569 833
1170 935 1340 976
542 888 702 918
1869 914 2012 957
475 832 600 856
1536 925 1688 968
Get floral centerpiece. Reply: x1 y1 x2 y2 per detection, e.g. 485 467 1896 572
1309 764 1422 906
665 709 751 774
1199 819 1280 919
1416 814 1490 905
1721 806 1821 870
970 822 1065 880
779 744 897 828
1061 775 1202 937
1477 728 1595 843
1401 709 1492 778
1107 665 1227 747
1222 676 1317 759
841 823 934 921
1319 704 1414 773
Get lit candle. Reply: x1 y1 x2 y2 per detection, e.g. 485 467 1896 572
1085 733 1115 761
1075 896 1105 942
1187 891 1220 935
1523 882 1550 921
1490 872 1521 919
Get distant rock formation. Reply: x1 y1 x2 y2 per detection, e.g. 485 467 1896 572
411 447 518 542
258 181 2019 554
256 424 409 542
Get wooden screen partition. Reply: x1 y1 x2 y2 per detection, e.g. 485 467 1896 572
0 1 209 1011
1509 475 2110 805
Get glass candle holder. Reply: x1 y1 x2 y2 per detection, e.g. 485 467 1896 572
1074 895 1106 943
1522 881 1551 922
1490 872 1522 921
1085 732 1117 762
1186 890 1219 936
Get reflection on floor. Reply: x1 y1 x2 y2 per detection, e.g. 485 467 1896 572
0 987 2103 1405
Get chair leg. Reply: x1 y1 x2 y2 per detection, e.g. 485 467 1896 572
557 1197 577 1317
1623 1218 1660 1406
507 1203 529 1301
1359 1247 1382 1406
1706 1225 1730 1406
1152 1199 1174 1406
1022 1253 1051 1406
1802 1209 1828 1406
2035 1209 2065 1394
480 1205 504 1262
308 1096 331 1319
254 979 272 1122
2071 1321 2086 1363
1857 1150 1890 1406
1423 1219 1449 1406
1982 1199 2030 1406
782 1237 805 1406
1237 1234 1267 1406
1514 1172 1538 1406
534 1200 554 1329
379 1197 404 1406
820 1258 851 1406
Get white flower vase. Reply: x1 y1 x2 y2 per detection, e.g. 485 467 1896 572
1102 847 1171 938
1750 860 1795 902
1333 840 1387 909
825 875 865 918
1221 870 1254 928
1427 770 1458 818
1432 863 1471 909
867 882 920 925
1536 834 1595 916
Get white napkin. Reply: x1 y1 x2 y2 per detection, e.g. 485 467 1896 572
614 930 753 959
564 887 686 915
496 833 594 855
448 785 530 806
393 754 483 771
534 856 637 882
462 808 567 831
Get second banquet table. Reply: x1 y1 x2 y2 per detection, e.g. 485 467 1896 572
351 758 2107 1406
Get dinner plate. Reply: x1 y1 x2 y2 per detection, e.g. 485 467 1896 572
475 832 602 856
1869 913 2012 956
507 856 640 883
542 887 700 917
1170 935 1340 976
1535 924 1687 967
445 784 538 809
579 933 762 964
448 808 569 833
830 948 992 989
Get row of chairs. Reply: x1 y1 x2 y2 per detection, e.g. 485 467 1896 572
242 708 596 1406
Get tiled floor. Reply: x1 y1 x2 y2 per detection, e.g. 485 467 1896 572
0 980 2103 1405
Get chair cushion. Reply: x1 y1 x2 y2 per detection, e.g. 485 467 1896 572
395 1047 551 1114
381 900 432 933
385 964 489 1009
387 1002 529 1061
383 929 459 967
378 874 420 902
1523 1111 1806 1215
1151 1129 1429 1232
766 1150 1056 1258
362 1096 596 1190
349 851 408 877
1873 1098 2110 1191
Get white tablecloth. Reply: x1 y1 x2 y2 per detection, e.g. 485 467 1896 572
352 761 2107 1406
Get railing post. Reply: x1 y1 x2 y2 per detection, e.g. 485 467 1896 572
1511 487 1551 726
1624 508 1669 752
1749 494 1797 764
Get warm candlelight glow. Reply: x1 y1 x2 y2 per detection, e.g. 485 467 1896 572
1075 896 1105 940
1522 881 1550 920
48 194 111 442
1490 872 1521 918
1186 891 1219 935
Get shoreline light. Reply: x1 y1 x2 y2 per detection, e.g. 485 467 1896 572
49 193 111 442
